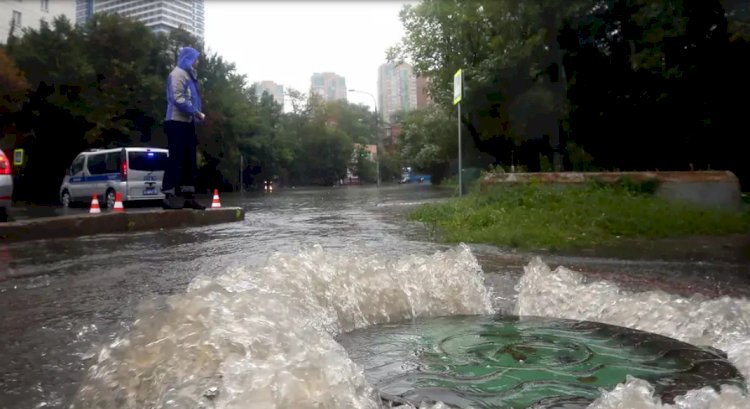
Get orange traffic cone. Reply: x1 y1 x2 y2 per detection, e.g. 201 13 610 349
89 193 101 214
113 192 124 212
211 189 221 208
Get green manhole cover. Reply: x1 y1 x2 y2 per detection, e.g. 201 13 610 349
339 315 745 408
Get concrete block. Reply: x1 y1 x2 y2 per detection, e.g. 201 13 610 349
0 207 245 243
480 171 742 211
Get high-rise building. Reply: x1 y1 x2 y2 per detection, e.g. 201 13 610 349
254 81 284 106
416 75 432 108
75 0 205 39
75 0 93 25
378 62 418 124
1 0 76 43
310 72 347 102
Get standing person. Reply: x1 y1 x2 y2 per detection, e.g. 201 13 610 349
162 46 206 210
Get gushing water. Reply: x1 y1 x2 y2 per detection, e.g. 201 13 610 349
518 257 750 409
70 246 749 408
71 244 493 408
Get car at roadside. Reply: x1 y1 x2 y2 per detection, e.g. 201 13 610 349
59 147 168 209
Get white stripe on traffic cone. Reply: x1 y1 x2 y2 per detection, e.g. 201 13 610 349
89 194 101 214
113 192 124 212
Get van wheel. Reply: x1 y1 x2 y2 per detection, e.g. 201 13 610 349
61 190 72 208
105 189 116 209
0 207 8 223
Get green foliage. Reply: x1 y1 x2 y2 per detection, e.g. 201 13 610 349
539 154 553 172
395 102 495 184
409 184 749 250
0 46 28 148
398 105 456 173
1 14 383 200
322 100 377 145
589 177 659 196
0 47 28 115
274 91 366 186
355 152 377 183
567 142 595 171
390 0 750 188
389 0 587 157
5 15 170 199
379 150 402 182
299 126 352 185
196 52 251 189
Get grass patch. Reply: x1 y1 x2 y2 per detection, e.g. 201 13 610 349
409 183 750 250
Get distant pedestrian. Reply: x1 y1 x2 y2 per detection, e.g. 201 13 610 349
162 46 206 210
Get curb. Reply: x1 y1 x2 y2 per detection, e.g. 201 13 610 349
0 207 245 243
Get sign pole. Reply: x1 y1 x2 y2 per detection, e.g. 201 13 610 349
239 155 243 193
458 102 462 196
453 69 463 197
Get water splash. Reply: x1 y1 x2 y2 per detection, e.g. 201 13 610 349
71 244 493 409
516 257 750 409
70 247 748 409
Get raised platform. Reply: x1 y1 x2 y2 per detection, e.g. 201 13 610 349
0 207 245 243
480 171 742 211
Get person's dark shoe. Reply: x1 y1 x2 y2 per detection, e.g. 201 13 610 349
183 198 206 210
162 194 184 210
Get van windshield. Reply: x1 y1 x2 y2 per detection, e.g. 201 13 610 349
128 151 168 172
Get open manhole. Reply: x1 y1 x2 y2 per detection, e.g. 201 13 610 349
339 315 745 408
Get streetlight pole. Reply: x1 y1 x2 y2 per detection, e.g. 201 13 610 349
348 89 380 188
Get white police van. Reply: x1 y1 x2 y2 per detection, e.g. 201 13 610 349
59 147 168 209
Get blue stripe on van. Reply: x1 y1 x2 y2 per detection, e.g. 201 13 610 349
69 173 121 183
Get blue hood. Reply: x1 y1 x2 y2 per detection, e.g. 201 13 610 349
177 47 200 71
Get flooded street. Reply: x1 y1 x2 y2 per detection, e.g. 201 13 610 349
0 185 748 408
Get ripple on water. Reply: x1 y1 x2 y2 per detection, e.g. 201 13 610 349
340 315 745 408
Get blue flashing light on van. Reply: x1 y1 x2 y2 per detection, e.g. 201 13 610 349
59 147 169 209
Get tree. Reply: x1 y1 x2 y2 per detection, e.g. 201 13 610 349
398 105 457 183
390 0 749 187
195 53 237 189
8 16 98 201
0 47 28 148
389 0 588 171
559 0 730 172
0 47 27 115
242 89 292 188
298 124 352 185
5 15 263 199
321 100 376 145
354 150 377 183
79 13 170 146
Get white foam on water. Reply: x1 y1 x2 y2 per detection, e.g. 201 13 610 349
70 247 749 409
70 244 493 409
517 256 750 409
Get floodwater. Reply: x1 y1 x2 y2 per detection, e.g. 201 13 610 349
0 185 748 408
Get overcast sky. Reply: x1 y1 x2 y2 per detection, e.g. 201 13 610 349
204 1 416 112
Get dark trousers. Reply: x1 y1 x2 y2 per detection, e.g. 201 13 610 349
163 120 197 195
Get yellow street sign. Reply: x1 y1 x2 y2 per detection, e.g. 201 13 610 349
453 69 463 105
13 149 24 166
